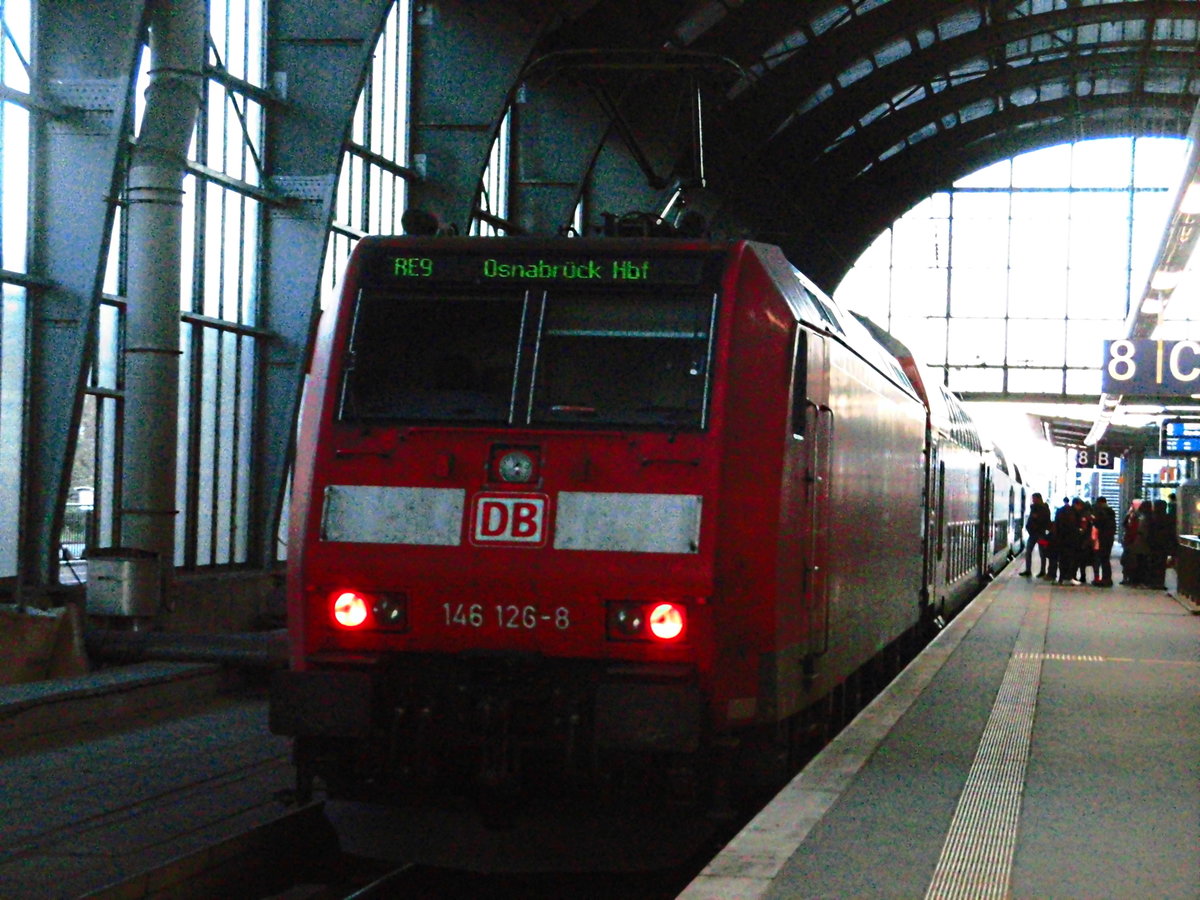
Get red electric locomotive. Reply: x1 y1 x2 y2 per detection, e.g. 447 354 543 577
270 235 990 802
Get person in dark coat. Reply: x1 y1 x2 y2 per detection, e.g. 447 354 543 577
1129 501 1155 586
1019 492 1051 577
1120 501 1143 585
1091 496 1117 586
1071 498 1092 583
1054 497 1080 585
1145 498 1178 589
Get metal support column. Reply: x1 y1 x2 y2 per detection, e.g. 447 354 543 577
120 0 206 580
253 0 391 569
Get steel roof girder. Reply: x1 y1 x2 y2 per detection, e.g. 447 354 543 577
683 0 824 63
713 0 942 113
724 0 967 132
797 49 1200 188
765 55 1189 189
253 0 392 568
406 1 545 230
741 1 1198 160
778 93 1196 290
265 0 392 175
22 0 147 588
508 82 610 234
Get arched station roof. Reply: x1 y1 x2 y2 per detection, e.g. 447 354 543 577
521 0 1200 290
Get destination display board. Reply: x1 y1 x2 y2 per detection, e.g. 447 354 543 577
1160 418 1200 456
360 247 714 287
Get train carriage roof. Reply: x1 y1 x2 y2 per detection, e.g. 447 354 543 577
851 312 957 434
746 243 920 402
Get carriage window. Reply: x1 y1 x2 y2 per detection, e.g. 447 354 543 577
791 330 807 438
530 293 716 428
339 292 525 422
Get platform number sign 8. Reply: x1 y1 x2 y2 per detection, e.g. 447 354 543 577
1075 447 1115 470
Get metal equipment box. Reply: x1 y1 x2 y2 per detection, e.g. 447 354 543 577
86 549 161 618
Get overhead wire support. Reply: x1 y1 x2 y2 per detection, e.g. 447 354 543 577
587 82 671 190
521 48 746 192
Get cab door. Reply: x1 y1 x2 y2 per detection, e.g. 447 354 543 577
795 330 831 663
775 327 834 717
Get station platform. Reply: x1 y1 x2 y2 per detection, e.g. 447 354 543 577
681 560 1200 899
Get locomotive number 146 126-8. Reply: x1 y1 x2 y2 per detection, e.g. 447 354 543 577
442 603 573 631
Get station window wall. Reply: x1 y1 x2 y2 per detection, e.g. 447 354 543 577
0 2 30 578
471 109 512 236
324 1 412 308
178 0 266 568
62 0 272 570
297 0 412 561
836 137 1190 398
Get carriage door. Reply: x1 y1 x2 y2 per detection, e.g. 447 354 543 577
793 330 832 661
979 463 993 575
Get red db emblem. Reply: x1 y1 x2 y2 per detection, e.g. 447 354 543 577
470 493 549 546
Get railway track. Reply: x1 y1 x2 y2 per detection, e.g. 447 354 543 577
82 799 722 899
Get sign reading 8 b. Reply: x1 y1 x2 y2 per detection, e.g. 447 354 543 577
1074 447 1115 470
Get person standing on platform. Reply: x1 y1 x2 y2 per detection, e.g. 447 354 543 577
1091 496 1117 587
1071 497 1092 584
1019 492 1051 577
1120 501 1142 585
1146 498 1178 590
1054 497 1079 585
1128 501 1155 586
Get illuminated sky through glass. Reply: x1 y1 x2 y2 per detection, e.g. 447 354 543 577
834 136 1192 486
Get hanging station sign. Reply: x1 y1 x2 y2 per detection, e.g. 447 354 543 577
1073 446 1117 470
1101 339 1200 395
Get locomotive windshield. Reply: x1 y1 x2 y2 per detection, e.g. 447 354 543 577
530 294 714 427
341 293 525 423
339 283 717 430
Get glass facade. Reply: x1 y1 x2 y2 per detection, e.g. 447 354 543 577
325 0 412 307
472 108 511 236
101 1 411 569
0 0 30 578
836 137 1190 399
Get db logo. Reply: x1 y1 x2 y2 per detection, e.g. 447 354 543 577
470 493 549 546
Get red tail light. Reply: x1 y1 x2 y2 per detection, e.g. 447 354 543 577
329 590 408 631
332 591 370 628
607 600 687 643
648 602 685 641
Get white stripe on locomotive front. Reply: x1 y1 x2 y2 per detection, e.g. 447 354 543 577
553 491 701 554
321 485 466 545
319 485 703 554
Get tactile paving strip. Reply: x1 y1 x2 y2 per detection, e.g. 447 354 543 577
924 595 1050 900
